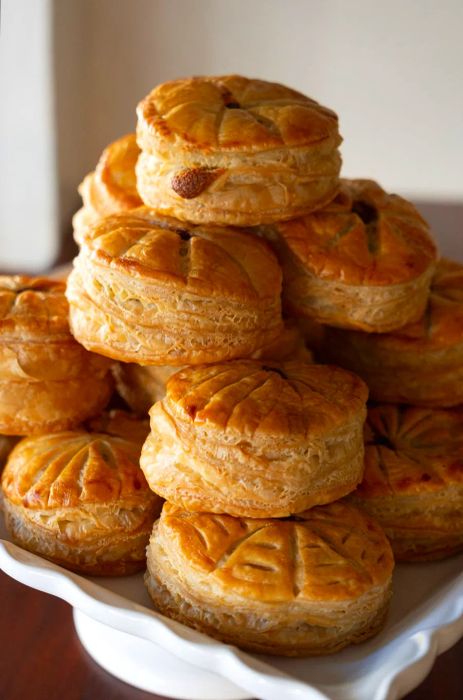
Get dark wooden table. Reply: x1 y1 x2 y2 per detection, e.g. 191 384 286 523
1 202 462 699
1 571 462 700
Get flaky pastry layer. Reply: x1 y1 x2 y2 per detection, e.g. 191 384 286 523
140 361 368 517
145 503 393 655
136 75 342 225
269 179 437 332
350 404 463 561
323 259 463 406
67 209 283 364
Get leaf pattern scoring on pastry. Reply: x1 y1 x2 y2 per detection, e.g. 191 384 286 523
161 502 393 603
2 432 152 509
360 403 463 498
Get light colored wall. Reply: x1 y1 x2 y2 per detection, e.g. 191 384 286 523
1 0 462 271
71 0 463 203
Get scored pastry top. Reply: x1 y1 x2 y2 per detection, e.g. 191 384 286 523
359 404 463 498
2 431 152 509
137 74 341 153
0 277 70 340
162 360 368 439
274 179 437 286
157 502 393 603
79 208 282 299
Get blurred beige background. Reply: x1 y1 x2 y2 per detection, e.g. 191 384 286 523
1 0 462 271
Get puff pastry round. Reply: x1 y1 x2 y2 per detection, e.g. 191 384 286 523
0 276 113 435
140 360 368 517
1 430 162 575
67 209 283 365
269 179 437 332
136 75 342 226
323 259 463 406
73 134 142 244
113 320 312 413
350 404 463 561
145 502 393 656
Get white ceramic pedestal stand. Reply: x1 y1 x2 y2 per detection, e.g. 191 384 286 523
73 609 250 700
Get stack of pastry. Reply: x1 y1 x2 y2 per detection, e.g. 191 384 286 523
2 74 461 657
0 276 162 574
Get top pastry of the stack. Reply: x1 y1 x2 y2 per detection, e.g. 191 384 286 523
70 74 444 366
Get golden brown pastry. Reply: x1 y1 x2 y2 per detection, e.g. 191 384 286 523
140 360 368 517
268 179 437 332
350 404 463 561
136 75 342 226
0 276 113 435
145 502 394 656
84 408 150 446
73 134 142 244
112 320 312 413
1 430 162 575
323 259 463 406
67 209 283 365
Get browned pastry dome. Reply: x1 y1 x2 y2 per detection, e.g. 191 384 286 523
323 258 463 406
73 134 142 244
67 209 283 365
145 501 394 656
0 276 113 435
350 404 463 561
269 179 437 332
112 320 312 413
136 75 342 225
1 430 162 575
140 360 368 517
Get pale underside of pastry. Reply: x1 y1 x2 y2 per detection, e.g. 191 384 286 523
145 502 393 656
136 74 342 226
323 258 463 406
0 276 113 435
67 209 283 365
269 179 437 332
73 133 142 245
1 431 162 575
112 320 312 413
350 404 463 561
140 360 368 517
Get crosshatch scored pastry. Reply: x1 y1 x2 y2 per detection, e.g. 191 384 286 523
145 502 394 656
0 276 113 435
112 319 312 413
268 179 437 332
1 430 162 575
136 75 342 226
350 404 463 561
323 258 463 406
73 134 143 245
66 208 283 365
140 360 368 517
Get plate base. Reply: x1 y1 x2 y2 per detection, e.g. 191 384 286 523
73 609 250 700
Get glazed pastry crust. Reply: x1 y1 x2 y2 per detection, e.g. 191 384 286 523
85 409 150 446
0 276 113 435
145 502 393 656
270 179 437 332
140 360 368 517
350 404 463 561
67 209 283 365
136 75 342 225
112 320 312 413
1 431 162 575
323 259 463 406
73 134 142 244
